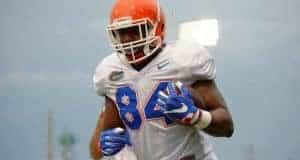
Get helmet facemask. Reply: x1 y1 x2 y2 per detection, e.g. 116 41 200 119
107 17 162 64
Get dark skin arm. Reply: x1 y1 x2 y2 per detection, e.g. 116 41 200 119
89 96 124 160
190 80 234 137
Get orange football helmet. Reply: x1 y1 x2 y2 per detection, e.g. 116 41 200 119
107 0 165 64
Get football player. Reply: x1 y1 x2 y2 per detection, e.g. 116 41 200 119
90 0 234 159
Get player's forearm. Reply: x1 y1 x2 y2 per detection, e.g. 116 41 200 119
89 120 103 159
190 80 234 137
203 108 234 137
89 129 103 159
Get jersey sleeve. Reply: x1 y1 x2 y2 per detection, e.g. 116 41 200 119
173 41 216 83
189 46 216 81
93 59 111 97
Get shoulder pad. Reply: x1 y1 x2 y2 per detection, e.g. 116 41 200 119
93 54 120 96
173 41 216 81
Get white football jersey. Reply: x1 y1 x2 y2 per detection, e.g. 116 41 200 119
93 41 218 160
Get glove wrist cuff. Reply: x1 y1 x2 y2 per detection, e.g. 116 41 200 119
193 110 212 130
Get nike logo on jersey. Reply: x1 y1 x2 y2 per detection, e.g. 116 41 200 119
157 60 169 70
164 103 188 114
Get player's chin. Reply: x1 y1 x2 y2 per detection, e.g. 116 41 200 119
126 51 145 63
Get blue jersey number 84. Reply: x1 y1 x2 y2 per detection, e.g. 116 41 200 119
115 82 174 129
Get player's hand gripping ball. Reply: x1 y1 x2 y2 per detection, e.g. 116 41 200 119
99 127 131 156
157 81 200 125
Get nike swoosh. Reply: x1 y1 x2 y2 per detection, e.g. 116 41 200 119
164 103 188 114
157 60 169 70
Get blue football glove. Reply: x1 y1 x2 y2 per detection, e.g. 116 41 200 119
99 127 131 156
157 81 200 125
